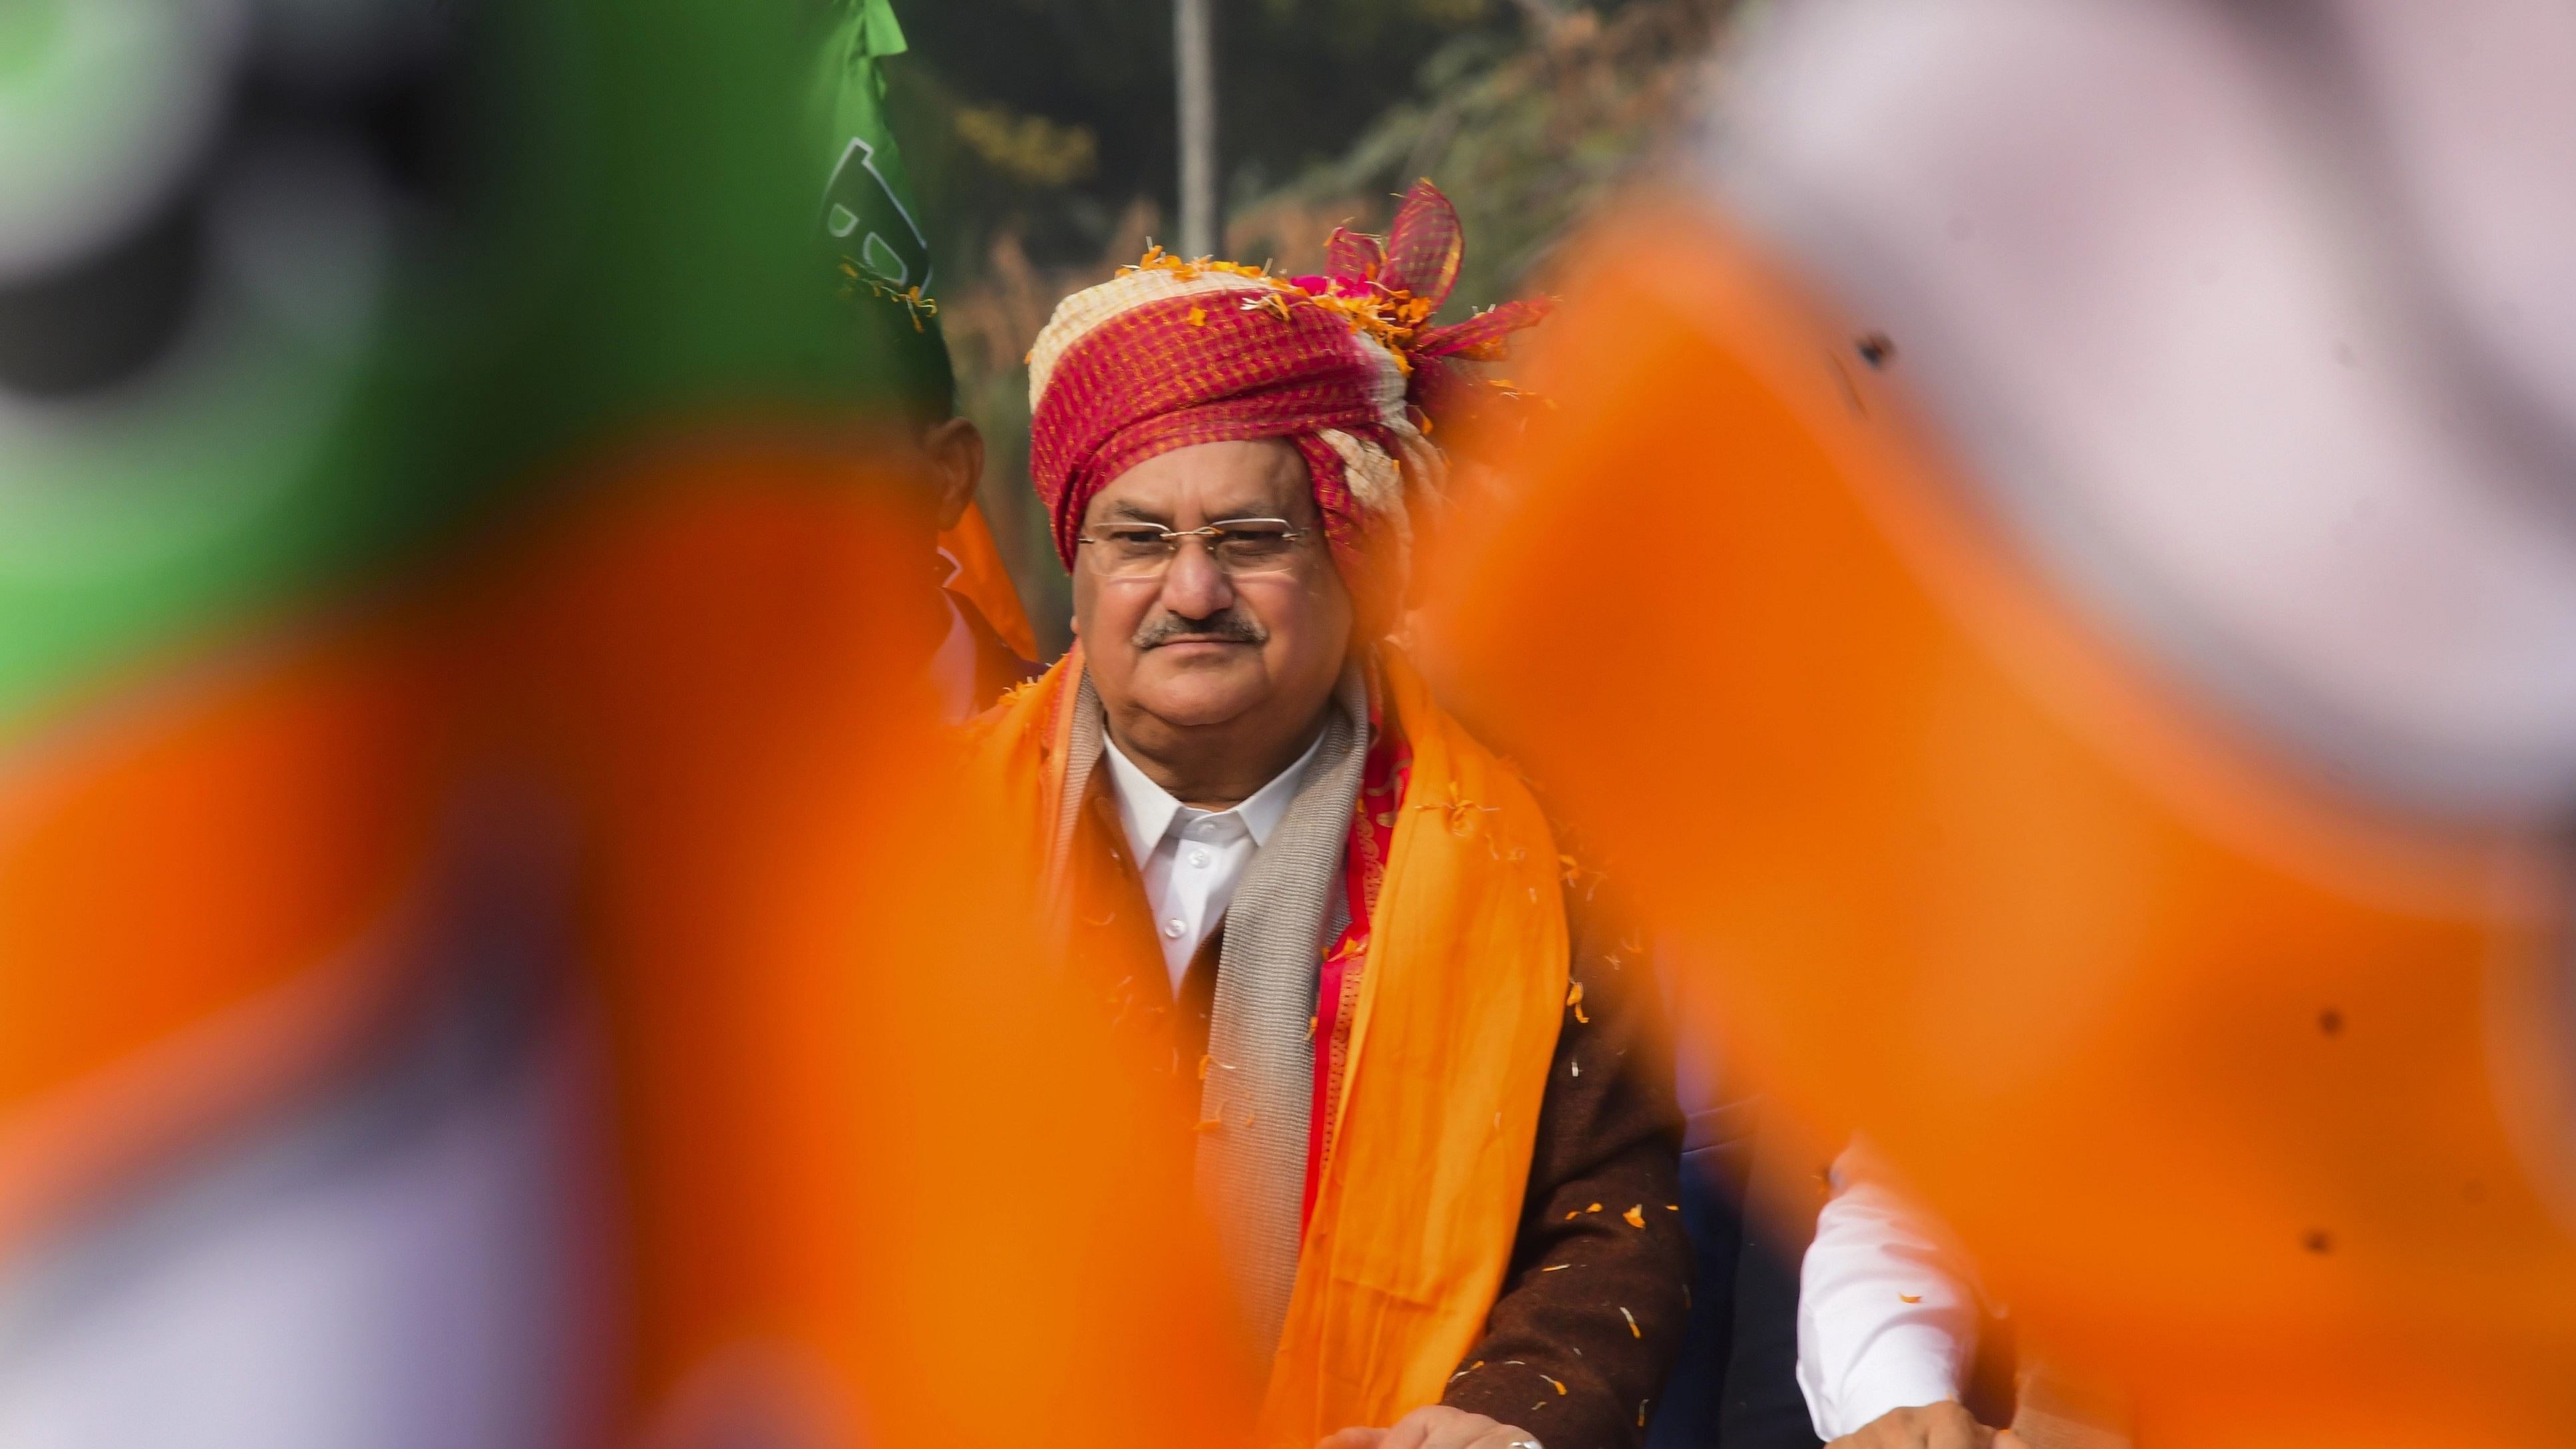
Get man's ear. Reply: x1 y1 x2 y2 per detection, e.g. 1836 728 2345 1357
921 417 985 532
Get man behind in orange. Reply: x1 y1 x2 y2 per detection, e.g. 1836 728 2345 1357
809 0 1037 712
968 184 1690 1449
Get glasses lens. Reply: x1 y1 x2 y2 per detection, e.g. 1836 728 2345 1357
1092 525 1173 575
1210 522 1298 572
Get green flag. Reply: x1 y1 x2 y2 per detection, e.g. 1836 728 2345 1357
809 0 956 417
0 0 857 728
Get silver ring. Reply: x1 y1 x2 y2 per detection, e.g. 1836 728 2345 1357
1506 1440 1543 1449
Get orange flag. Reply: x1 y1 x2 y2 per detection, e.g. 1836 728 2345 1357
1431 200 2576 1449
489 437 1253 1447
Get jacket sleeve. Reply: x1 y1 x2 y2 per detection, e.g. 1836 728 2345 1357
1441 891 1693 1448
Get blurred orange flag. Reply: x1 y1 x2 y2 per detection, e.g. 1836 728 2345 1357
1431 200 2576 1448
485 437 1256 1447
0 431 1252 1449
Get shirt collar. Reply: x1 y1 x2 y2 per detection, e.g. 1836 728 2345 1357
1100 725 1329 863
1232 727 1326 846
1100 739 1182 867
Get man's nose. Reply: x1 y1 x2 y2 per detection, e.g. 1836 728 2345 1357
1157 533 1236 619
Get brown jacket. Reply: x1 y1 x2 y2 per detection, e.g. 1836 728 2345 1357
1432 879 1692 1448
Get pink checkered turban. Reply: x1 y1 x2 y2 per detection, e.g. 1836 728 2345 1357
1027 181 1549 628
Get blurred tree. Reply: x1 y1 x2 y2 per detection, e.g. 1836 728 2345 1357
1232 0 1732 315
886 0 1550 276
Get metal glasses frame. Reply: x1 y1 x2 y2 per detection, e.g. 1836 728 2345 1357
1075 517 1312 574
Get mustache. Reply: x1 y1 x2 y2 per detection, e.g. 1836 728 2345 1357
1133 610 1269 649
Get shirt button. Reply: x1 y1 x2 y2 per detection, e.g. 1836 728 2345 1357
1189 849 1210 868
1163 919 1185 939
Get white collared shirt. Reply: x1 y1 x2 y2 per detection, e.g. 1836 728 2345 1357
1099 730 1326 992
1797 1139 1984 1439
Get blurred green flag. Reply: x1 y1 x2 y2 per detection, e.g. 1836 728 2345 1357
0 0 868 725
809 0 955 415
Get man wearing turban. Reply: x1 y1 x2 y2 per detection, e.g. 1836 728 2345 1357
968 183 1690 1449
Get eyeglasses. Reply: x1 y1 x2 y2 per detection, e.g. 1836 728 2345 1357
1075 518 1312 578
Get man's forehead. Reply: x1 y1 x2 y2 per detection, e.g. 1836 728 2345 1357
1090 440 1312 521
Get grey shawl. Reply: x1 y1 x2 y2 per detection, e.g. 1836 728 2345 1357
1049 666 1370 1354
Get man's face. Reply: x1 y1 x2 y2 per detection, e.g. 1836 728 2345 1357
1072 439 1354 734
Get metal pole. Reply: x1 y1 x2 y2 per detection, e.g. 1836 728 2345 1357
1175 0 1218 258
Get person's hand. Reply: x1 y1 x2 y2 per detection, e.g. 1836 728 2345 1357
1316 1404 1546 1449
1827 1401 2022 1449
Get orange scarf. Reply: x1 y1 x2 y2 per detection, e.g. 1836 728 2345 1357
964 642 1568 1444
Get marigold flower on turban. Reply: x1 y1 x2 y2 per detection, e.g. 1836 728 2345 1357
1026 180 1550 628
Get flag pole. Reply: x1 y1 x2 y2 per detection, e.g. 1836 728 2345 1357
1175 0 1218 258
